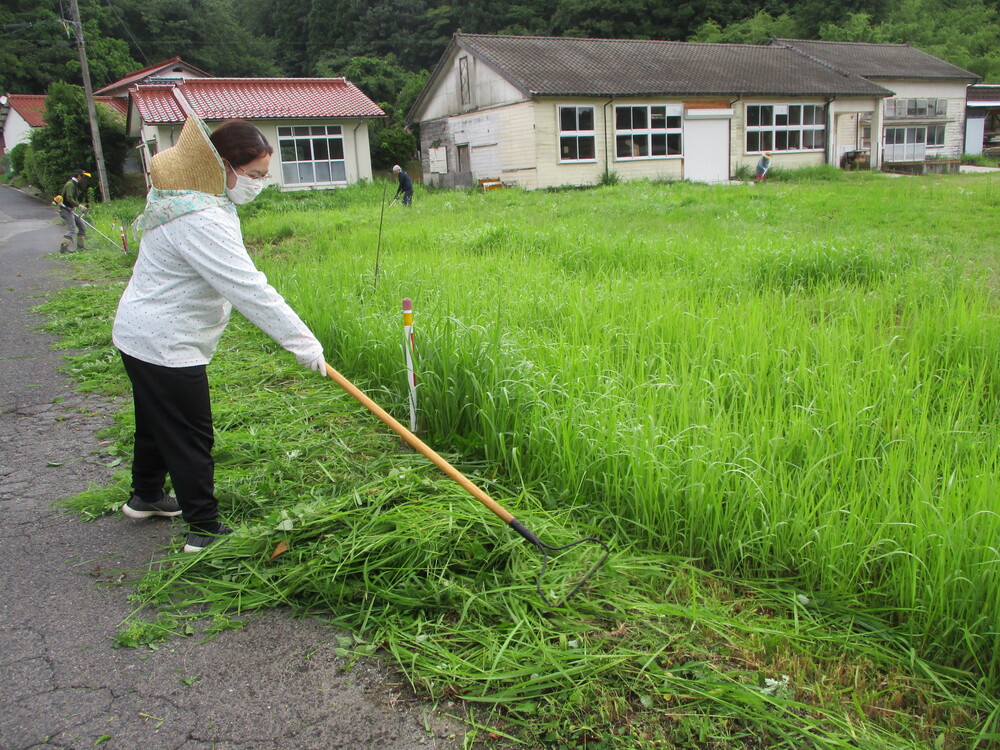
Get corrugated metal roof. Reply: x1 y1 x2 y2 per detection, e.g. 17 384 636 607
772 39 980 81
130 78 385 123
454 34 892 97
968 84 1000 102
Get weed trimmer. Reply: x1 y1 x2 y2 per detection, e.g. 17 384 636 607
373 182 388 291
322 361 610 608
76 213 127 253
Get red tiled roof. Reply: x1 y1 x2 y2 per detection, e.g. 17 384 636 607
2 93 125 128
130 78 386 123
6 94 48 127
96 96 129 118
95 57 213 95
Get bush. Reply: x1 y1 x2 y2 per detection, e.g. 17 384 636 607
9 143 29 175
24 82 131 199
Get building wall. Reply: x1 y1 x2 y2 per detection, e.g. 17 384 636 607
418 47 526 123
730 97 833 175
2 110 34 153
421 101 537 189
138 118 373 191
871 79 968 159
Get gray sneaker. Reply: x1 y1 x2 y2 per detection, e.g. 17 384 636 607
183 522 232 553
122 493 182 519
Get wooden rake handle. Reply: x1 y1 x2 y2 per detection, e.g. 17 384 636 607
323 362 516 524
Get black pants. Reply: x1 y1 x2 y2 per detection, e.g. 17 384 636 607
120 352 218 528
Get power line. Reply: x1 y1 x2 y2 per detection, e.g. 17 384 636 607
100 0 150 65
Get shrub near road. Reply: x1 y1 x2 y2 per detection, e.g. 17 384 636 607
50 172 1000 748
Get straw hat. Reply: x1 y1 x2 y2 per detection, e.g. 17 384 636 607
150 115 226 194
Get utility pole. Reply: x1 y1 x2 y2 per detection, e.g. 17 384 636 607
68 0 109 202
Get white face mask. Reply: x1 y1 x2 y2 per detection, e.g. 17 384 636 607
225 169 266 205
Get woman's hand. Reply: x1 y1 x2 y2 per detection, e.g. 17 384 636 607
308 355 326 374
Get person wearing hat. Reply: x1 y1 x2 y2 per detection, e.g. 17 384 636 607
58 169 90 252
755 151 772 182
392 164 413 206
112 116 326 553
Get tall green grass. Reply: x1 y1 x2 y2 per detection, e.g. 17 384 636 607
55 176 1000 747
243 175 1000 682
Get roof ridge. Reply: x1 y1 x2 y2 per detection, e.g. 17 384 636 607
771 39 855 78
772 37 912 48
460 32 791 51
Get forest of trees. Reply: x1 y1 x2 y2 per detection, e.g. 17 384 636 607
2 0 998 179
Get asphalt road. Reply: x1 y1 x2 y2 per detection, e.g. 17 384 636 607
0 184 466 750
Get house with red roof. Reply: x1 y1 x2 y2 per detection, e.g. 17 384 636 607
128 77 386 190
1 93 127 155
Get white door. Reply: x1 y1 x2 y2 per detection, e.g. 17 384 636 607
684 117 730 184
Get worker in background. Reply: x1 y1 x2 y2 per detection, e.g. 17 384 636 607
59 169 90 253
755 151 772 182
392 164 413 206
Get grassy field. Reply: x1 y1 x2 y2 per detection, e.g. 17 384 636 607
45 169 1000 748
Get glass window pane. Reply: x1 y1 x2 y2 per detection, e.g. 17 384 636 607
313 139 330 160
813 130 825 149
776 131 788 150
667 133 681 155
617 135 633 158
616 107 631 130
632 107 647 129
282 163 297 183
280 141 296 161
667 115 681 129
578 107 593 131
298 163 315 183
560 136 578 160
761 132 773 150
789 106 801 126
560 108 576 132
578 136 595 160
747 131 760 151
651 107 666 128
293 126 311 136
311 126 326 135
787 130 800 149
329 125 343 135
331 162 346 181
278 126 292 136
315 162 331 182
331 139 344 159
296 140 312 160
651 133 666 155
776 113 788 127
760 107 773 126
747 106 760 127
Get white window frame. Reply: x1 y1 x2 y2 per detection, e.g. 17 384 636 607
558 106 596 163
884 126 927 162
614 104 683 161
884 98 948 119
745 103 826 154
278 125 347 186
459 57 471 106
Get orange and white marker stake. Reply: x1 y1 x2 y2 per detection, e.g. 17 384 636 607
119 220 129 254
402 297 418 432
